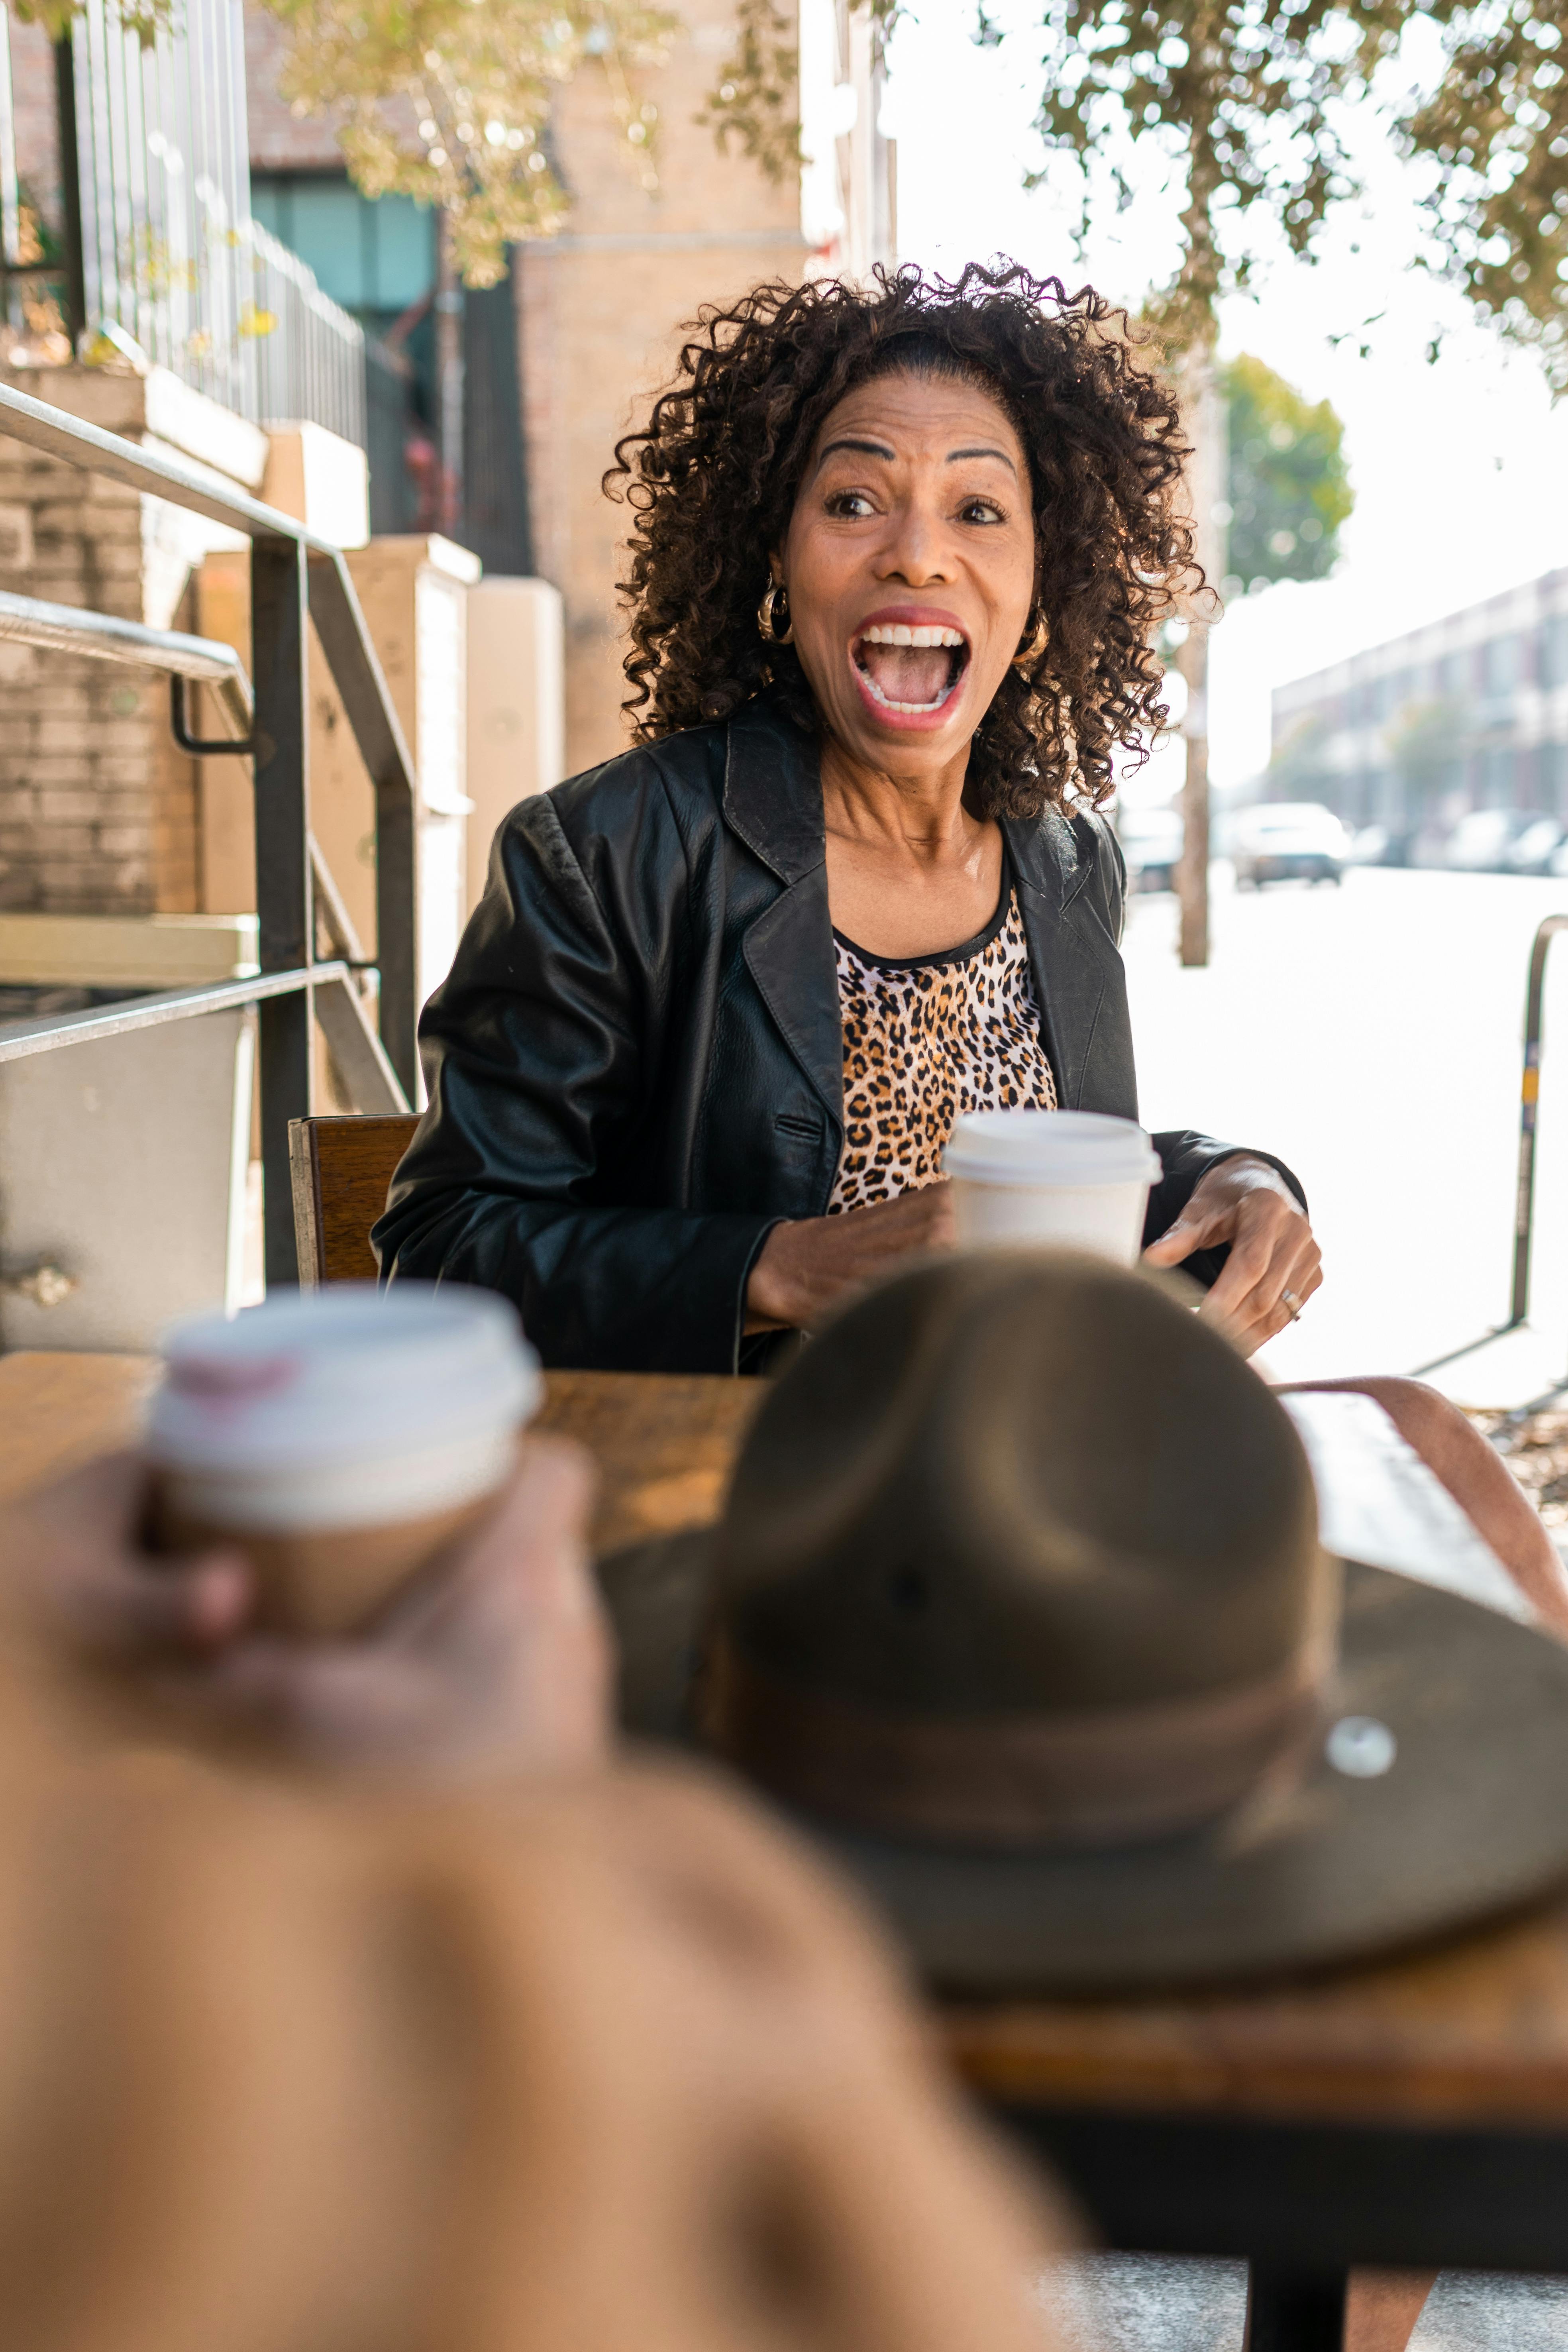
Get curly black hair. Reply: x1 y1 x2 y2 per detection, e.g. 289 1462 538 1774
604 259 1200 818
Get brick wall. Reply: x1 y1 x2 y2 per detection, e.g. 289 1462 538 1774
517 0 807 773
0 367 247 917
243 6 348 171
243 5 418 172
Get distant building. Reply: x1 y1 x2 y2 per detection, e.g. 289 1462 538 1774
1270 569 1568 840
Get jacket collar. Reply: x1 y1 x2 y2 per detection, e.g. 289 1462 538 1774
724 694 841 1141
1004 808 1104 1111
723 692 1099 914
722 693 1109 1127
721 691 826 884
1003 805 1096 918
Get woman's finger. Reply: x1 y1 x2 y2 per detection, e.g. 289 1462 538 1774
1196 1212 1319 1355
1222 1227 1323 1334
1141 1205 1227 1268
1213 1238 1324 1355
1199 1207 1289 1319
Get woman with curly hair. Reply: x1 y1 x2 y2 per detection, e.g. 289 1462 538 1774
374 259 1319 1372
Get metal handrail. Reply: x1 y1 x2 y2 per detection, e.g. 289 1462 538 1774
0 964 345 1064
0 383 420 909
0 375 422 1282
1411 910 1568 1388
0 376 351 554
0 587 254 742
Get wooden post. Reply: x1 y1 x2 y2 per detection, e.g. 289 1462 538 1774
1176 616 1211 968
1176 349 1228 970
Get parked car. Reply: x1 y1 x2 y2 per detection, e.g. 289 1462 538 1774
1117 806 1182 893
1347 824 1413 868
1442 809 1566 874
1507 816 1564 875
1231 803 1349 888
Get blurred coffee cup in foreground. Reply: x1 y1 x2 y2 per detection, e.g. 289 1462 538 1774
146 1283 540 1635
943 1109 1161 1264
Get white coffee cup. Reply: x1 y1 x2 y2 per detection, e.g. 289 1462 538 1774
146 1282 541 1635
943 1110 1162 1264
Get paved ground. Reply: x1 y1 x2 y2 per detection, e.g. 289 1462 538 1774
1036 2256 1568 2348
1123 865 1568 1406
1096 871 1568 2343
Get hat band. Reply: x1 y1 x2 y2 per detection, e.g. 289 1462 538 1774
698 1635 1332 1851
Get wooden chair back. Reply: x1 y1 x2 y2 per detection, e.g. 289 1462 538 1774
289 1113 421 1286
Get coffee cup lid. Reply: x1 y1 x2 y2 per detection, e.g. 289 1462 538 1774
147 1283 540 1476
942 1109 1161 1188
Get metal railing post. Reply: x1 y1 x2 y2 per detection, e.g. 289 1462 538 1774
1510 913 1568 1327
251 537 314 1288
306 554 420 1100
374 774 419 1101
50 36 86 347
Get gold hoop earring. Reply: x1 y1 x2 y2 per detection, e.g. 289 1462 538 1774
757 581 793 645
1012 611 1048 669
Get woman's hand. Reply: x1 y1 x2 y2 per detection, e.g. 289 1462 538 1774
4 1440 612 1783
1142 1155 1321 1357
747 1185 956 1331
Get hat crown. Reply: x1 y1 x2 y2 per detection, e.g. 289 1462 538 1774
715 1254 1325 1719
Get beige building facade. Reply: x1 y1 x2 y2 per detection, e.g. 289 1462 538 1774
524 0 895 770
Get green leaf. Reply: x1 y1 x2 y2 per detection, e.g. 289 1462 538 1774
1221 351 1352 591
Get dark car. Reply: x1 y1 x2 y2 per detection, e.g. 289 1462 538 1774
1232 802 1349 888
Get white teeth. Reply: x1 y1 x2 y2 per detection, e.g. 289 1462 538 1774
859 622 966 649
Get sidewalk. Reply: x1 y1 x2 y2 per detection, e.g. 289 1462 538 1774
1123 866 1568 1408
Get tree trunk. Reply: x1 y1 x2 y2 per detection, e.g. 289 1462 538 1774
1175 347 1227 970
1176 618 1210 967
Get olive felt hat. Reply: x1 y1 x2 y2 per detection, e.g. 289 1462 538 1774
600 1252 1568 1995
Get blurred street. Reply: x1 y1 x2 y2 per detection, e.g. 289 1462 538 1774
1124 864 1568 1403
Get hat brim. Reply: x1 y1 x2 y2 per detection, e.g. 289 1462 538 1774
600 1529 1568 1995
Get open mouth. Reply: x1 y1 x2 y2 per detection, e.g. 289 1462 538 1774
852 622 969 717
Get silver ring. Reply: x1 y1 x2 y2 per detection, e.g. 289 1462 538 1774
1281 1288 1303 1322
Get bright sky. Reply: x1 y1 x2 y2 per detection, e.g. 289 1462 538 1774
881 1 1568 799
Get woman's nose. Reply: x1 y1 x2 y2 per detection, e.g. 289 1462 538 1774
875 503 954 586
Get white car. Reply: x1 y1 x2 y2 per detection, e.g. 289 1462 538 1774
1443 809 1567 874
1231 803 1349 888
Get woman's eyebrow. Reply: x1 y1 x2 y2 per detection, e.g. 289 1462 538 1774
948 445 1017 472
814 435 896 468
813 435 1019 475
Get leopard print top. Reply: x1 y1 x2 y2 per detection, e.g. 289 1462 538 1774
828 880 1058 1214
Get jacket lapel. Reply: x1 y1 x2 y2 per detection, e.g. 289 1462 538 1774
1004 812 1105 1112
721 701 1122 1132
724 698 844 1136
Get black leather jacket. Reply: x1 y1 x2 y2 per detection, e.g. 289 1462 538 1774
375 692 1303 1371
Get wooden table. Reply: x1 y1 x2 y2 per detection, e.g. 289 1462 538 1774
0 1353 766 1550
9 1351 1568 2348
